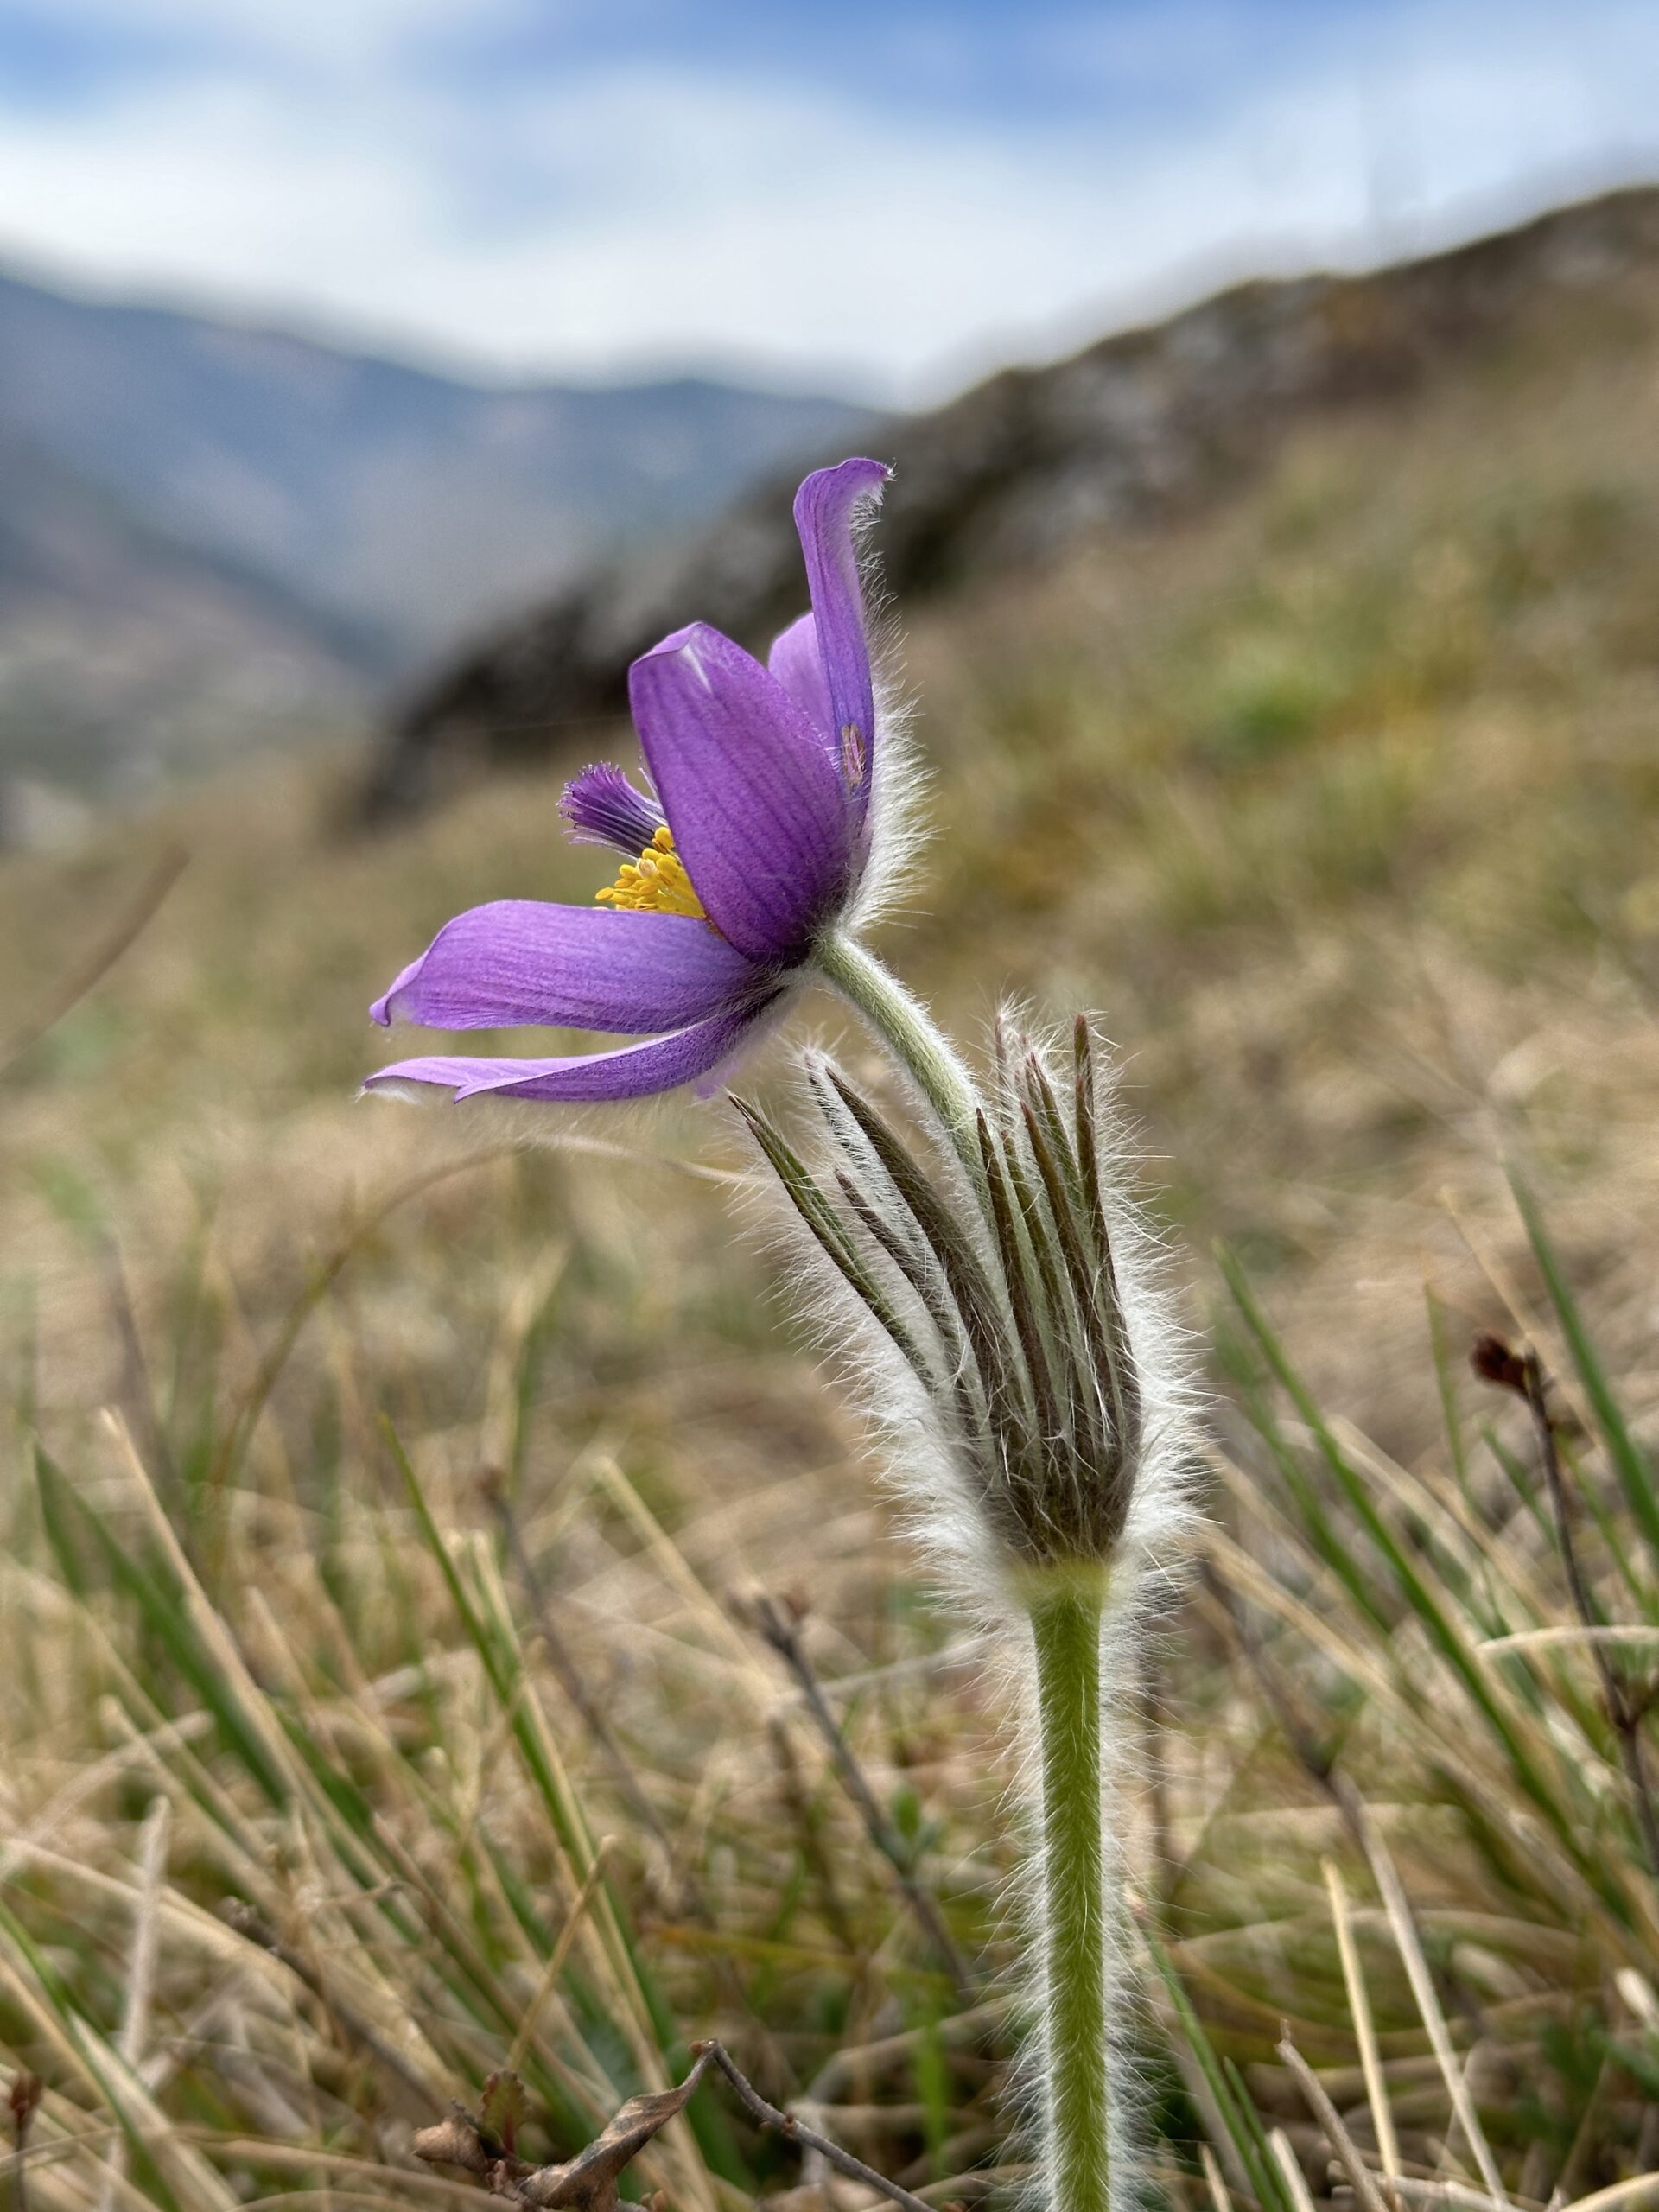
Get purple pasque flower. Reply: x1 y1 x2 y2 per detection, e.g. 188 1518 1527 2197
365 457 888 1105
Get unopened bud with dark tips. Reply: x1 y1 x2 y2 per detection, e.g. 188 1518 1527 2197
9 2072 42 2134
735 1015 1197 1605
1471 1332 1531 1397
1470 1332 1579 1442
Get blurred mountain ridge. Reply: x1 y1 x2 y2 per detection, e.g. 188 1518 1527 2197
0 419 371 807
0 266 878 804
363 181 1659 817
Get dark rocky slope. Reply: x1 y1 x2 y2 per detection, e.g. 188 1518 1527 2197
362 185 1659 818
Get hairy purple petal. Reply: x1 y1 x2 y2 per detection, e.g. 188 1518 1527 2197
370 902 761 1033
629 622 853 965
364 998 782 1103
793 457 887 822
767 613 834 743
558 762 666 856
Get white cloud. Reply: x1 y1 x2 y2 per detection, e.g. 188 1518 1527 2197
0 1 1654 403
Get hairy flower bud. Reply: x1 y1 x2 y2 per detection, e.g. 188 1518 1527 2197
737 1012 1194 1602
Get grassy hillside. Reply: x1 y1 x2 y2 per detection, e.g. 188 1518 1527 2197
5 231 1659 2202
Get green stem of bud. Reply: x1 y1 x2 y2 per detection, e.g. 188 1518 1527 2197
1029 1580 1113 2212
812 931 982 1179
815 932 1130 2201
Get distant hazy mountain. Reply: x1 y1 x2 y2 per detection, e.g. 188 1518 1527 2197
368 184 1659 817
0 270 879 661
0 423 366 804
0 265 878 809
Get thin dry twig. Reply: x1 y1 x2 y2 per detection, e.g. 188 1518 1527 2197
738 1587 977 2002
416 2043 938 2212
1198 2141 1234 2212
8 2074 42 2212
694 2039 938 2212
1477 1625 1659 1654
1271 2126 1319 2212
1381 2181 1515 2212
485 1478 675 1858
1471 1333 1659 1878
1563 2171 1659 2212
416 2057 705 2212
1279 2031 1391 2212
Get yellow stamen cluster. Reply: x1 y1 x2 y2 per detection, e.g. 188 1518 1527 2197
595 824 706 919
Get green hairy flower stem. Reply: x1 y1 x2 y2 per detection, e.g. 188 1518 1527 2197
815 930 1128 2202
1028 1575 1112 2212
812 930 982 1177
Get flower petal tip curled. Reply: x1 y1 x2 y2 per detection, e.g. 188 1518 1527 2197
792 458 888 822
368 953 423 1027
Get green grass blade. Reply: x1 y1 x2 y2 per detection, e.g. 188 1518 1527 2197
1221 1247 1631 1921
1510 1170 1659 1573
1140 1912 1293 2212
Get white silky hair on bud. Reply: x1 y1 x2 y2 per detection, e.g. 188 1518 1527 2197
753 1018 1204 1610
986 1000 1204 1576
735 1077 1000 1605
803 1058 938 1287
742 1013 1203 2212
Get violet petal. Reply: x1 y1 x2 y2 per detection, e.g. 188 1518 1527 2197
690 990 791 1100
364 997 782 1103
792 457 887 822
628 621 852 965
370 902 760 1033
767 612 835 745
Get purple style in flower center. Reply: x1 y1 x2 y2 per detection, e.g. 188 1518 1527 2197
557 761 667 857
364 455 889 1106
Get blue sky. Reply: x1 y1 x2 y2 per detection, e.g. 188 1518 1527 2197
0 0 1655 402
